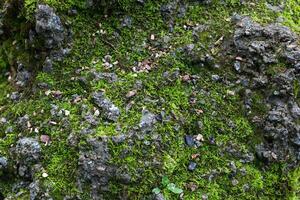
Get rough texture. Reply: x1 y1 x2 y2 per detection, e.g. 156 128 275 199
35 4 64 49
92 91 120 122
233 16 300 164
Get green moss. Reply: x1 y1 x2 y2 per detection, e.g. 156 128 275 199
0 0 299 199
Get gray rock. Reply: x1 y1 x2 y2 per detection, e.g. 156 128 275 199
92 91 120 122
10 92 21 101
188 161 197 171
15 138 41 163
29 180 53 200
14 138 41 178
15 63 31 87
0 156 8 170
90 71 118 83
154 193 165 200
112 134 127 144
184 135 195 147
35 4 64 49
211 74 220 82
234 61 241 72
78 137 129 197
139 109 157 132
16 115 30 130
43 57 53 72
233 16 300 164
121 16 132 28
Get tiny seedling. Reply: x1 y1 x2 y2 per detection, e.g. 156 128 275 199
152 176 183 195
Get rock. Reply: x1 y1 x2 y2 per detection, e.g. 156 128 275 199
211 74 220 82
10 92 21 101
16 115 30 131
14 138 41 178
234 61 241 72
15 63 31 87
35 4 64 49
126 90 137 98
43 57 53 72
231 179 239 186
233 16 300 164
188 161 197 171
121 16 132 28
0 156 8 171
92 91 120 122
78 137 129 197
15 138 41 163
40 135 51 145
90 71 118 83
29 180 53 200
154 193 165 200
139 109 157 133
184 135 195 147
112 134 127 144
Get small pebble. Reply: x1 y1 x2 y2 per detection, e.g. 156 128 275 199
184 135 195 147
42 172 48 178
231 179 239 186
188 161 197 171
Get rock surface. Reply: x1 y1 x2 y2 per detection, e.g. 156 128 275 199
233 16 300 163
35 4 64 49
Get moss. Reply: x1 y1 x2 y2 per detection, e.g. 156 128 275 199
1 0 300 199
288 167 300 199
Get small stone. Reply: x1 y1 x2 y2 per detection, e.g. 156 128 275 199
94 109 100 116
202 194 208 200
150 34 155 40
126 90 137 98
227 90 235 96
211 74 220 82
42 172 48 178
184 135 195 147
45 90 51 96
188 161 197 171
64 110 70 116
191 153 200 159
186 182 198 192
234 61 241 72
195 134 204 142
231 179 239 186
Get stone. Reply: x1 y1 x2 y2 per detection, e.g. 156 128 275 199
35 4 64 49
211 74 220 82
15 138 41 163
139 109 157 132
0 156 8 170
188 161 197 171
121 16 132 28
78 137 129 196
92 91 120 122
231 179 239 186
184 135 195 147
14 138 41 178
